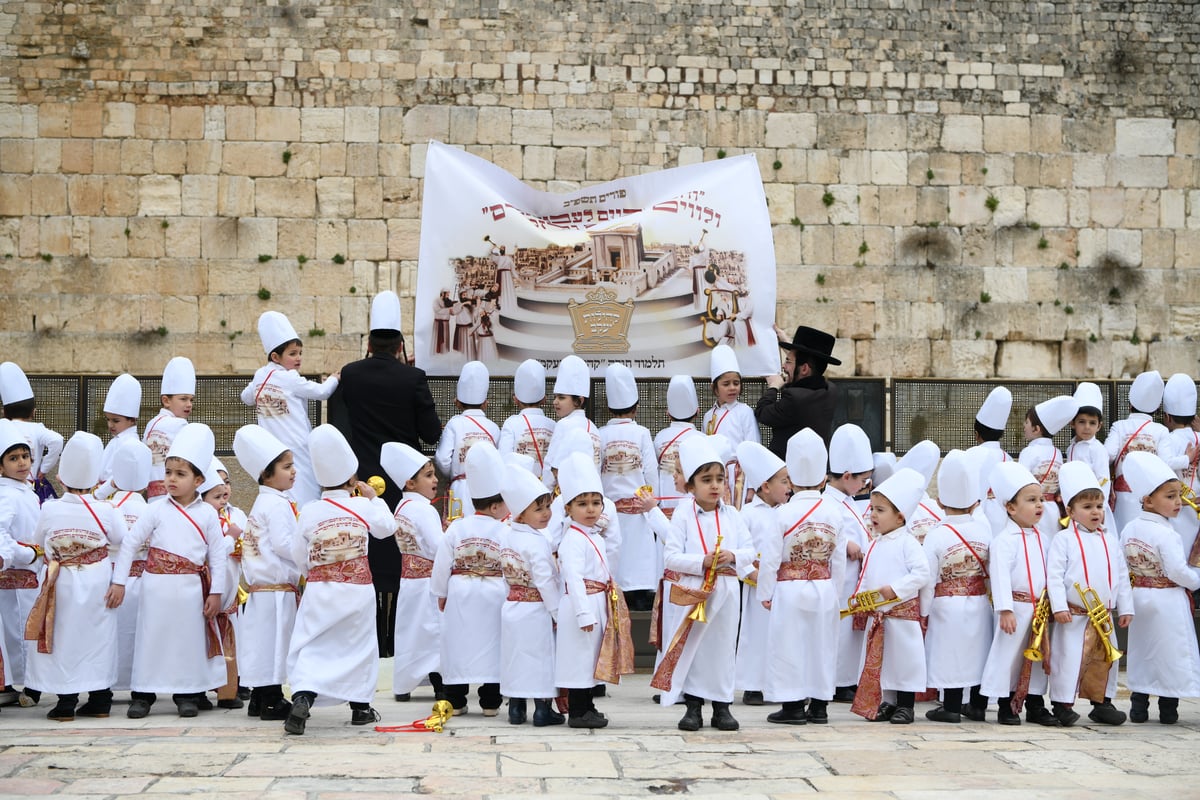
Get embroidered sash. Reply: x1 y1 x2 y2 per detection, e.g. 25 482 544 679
507 585 543 602
0 569 38 589
24 546 109 654
778 560 832 581
401 554 434 579
144 547 222 659
934 575 988 598
308 555 372 585
850 597 921 719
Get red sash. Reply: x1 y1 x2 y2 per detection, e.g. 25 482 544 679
145 547 222 659
308 555 372 585
850 597 922 719
24 546 110 654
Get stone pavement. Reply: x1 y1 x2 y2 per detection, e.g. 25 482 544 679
1 668 1199 799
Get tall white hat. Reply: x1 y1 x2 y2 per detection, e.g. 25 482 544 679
678 435 723 483
709 344 741 382
0 419 23 455
549 427 597 470
1058 461 1102 507
976 386 1012 430
199 457 225 496
167 422 215 474
104 374 142 418
786 428 827 487
708 433 734 467
112 439 151 492
936 449 980 508
160 356 196 396
736 441 786 491
1124 451 1179 504
370 290 402 333
457 361 490 405
212 457 228 477
557 451 603 504
1074 382 1105 416
873 467 926 521
465 441 504 498
553 355 591 397
503 451 538 475
604 363 639 410
1163 373 1197 417
381 441 430 486
58 431 103 490
897 439 940 487
872 452 897 486
989 461 1039 505
501 468 552 520
667 375 699 419
309 423 358 487
0 362 33 404
1035 395 1080 436
258 310 300 355
513 359 547 404
233 424 289 482
1129 370 1164 413
828 423 873 474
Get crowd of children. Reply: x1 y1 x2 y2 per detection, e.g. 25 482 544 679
1 305 1199 734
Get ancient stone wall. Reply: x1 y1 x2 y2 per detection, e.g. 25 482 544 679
0 0 1197 379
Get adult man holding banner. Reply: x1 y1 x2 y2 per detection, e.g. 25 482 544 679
755 325 841 456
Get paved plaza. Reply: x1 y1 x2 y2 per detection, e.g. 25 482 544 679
0 668 1198 799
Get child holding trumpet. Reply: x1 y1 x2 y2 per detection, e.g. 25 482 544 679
1046 461 1133 726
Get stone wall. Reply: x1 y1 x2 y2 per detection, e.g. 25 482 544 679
0 0 1198 380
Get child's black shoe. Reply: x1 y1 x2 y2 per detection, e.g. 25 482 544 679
1052 704 1079 727
1026 706 1061 727
924 706 961 723
710 702 739 731
350 706 380 726
741 691 764 706
872 702 897 722
567 709 608 728
889 706 915 724
1087 701 1126 726
175 699 199 718
508 698 527 725
767 701 807 725
46 699 76 722
127 699 152 719
532 699 564 727
806 700 829 724
284 694 312 735
1129 692 1149 723
1159 697 1179 725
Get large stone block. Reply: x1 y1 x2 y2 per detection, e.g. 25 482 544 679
138 175 181 216
941 115 982 152
345 107 380 143
29 175 66 216
765 113 816 148
983 116 1030 153
930 339 997 378
200 218 239 260
165 218 201 259
217 176 255 217
403 105 450 143
256 178 315 218
222 142 288 177
316 177 356 217
256 107 300 142
301 108 345 143
181 175 218 218
237 218 277 259
1115 118 1175 157
996 341 1058 378
89 217 128 258
512 110 553 146
387 218 421 261
552 109 612 147
948 186 991 227
855 337 931 378
347 219 387 260
67 175 104 215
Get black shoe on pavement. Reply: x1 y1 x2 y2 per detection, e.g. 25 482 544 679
351 706 381 726
678 697 704 731
46 700 76 722
832 686 856 703
925 706 961 723
807 700 829 724
285 694 312 735
259 699 293 721
1088 701 1126 726
217 698 244 709
127 699 152 719
508 698 527 725
175 699 199 718
742 691 764 706
394 693 411 702
1027 706 1062 727
889 706 915 724
710 702 739 731
962 705 986 722
872 702 897 722
567 709 608 728
533 699 565 727
1052 704 1080 727
767 702 807 725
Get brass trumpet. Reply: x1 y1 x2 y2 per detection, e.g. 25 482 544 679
839 589 900 618
446 490 463 522
1182 486 1200 520
354 475 387 497
1023 589 1051 662
1075 581 1123 663
689 534 724 623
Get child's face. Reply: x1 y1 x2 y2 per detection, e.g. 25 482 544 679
1071 413 1100 441
689 463 726 511
1145 480 1183 519
832 470 870 497
1022 415 1040 441
1068 493 1106 531
0 446 32 482
271 342 303 371
1006 484 1045 529
203 482 230 512
756 467 792 507
105 413 136 437
164 458 203 502
162 394 194 418
869 494 905 536
714 373 742 405
517 496 553 529
404 461 438 501
552 393 577 419
264 451 297 492
566 492 604 528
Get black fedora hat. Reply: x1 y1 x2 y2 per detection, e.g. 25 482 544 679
779 325 841 366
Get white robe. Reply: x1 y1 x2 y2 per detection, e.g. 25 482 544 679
1066 437 1111 503
98 426 139 489
500 522 560 698
10 418 64 482
545 410 602 483
547 495 622 580
1121 512 1200 697
237 486 301 687
980 522 1050 699
430 513 507 684
854 526 931 693
434 410 500 518
1019 438 1065 541
1106 414 1170 533
652 423 702 516
600 418 660 592
25 494 127 694
498 409 556 484
1163 427 1200 559
391 492 444 694
966 442 1014 535
919 514 992 689
701 400 760 506
141 410 188 502
733 497 775 694
287 490 395 704
108 490 148 691
554 522 613 688
0 476 41 685
825 484 870 686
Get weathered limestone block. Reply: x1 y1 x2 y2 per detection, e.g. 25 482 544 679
1026 189 1067 227
222 143 288 177
1110 157 1168 189
941 115 982 152
347 219 387 260
237 218 277 259
984 116 1030 153
345 107 380 143
403 105 450 143
855 338 931 378
981 266 1028 303
165 217 201 258
301 108 345 143
996 341 1058 378
552 109 612 147
1100 303 1137 340
765 113 816 148
315 219 348 260
138 175 181 216
200 218 239 260
181 175 218 218
930 339 997 378
1115 118 1175 157
256 178 315 218
256 108 300 142
317 177 356 218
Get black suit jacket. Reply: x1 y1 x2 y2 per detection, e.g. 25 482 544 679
754 375 839 459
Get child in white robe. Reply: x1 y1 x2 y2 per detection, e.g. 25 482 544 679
1019 395 1079 541
434 361 499 519
1120 452 1200 724
1066 382 1110 505
142 357 195 502
544 355 601 479
0 419 42 707
199 462 243 711
653 375 703 521
498 359 556 486
0 361 65 500
1107 371 1170 533
105 440 151 695
95 374 142 497
965 386 1015 535
701 345 760 508
284 425 396 735
1160 374 1200 560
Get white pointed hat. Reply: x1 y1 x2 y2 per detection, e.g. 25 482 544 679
513 359 547 404
160 356 196 396
309 423 358 487
897 439 940 487
604 363 639 410
553 355 591 397
199 457 225 496
708 433 734 467
737 441 786 491
936 449 980 508
976 386 1012 430
549 427 597 470
104 374 142 418
457 361 489 405
786 428 827 487
1124 451 1179 504
667 375 698 419
501 468 552 519
829 423 873 474
381 441 430 486
503 451 538 475
1129 370 1164 413
167 422 215 474
258 310 300 355
557 451 604 504
1035 395 1080 436
112 439 151 492
1074 382 1105 416
872 452 897 486
0 419 24 456
233 424 289 482
212 457 228 478
0 362 33 404
465 441 504 498
1058 460 1102 507
370 290 402 333
873 467 926 521
989 461 1039 505
58 431 103 490
709 344 741 382
1163 373 1197 417
679 435 723 483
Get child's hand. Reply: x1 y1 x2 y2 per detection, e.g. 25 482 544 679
999 609 1017 634
702 552 715 570
226 522 242 538
716 550 735 566
582 623 594 632
438 597 446 612
746 569 759 585
761 599 771 610
846 541 863 560
105 583 125 609
1118 614 1132 628
1053 611 1071 624
879 585 897 600
355 480 377 500
203 594 221 618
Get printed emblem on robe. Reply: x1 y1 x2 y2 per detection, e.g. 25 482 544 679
254 383 290 419
602 439 643 475
393 513 421 556
909 517 938 544
516 429 552 464
939 540 989 581
1033 458 1060 496
452 537 502 573
658 441 684 480
1125 432 1159 457
785 522 838 564
308 518 368 566
145 429 172 466
1123 538 1165 579
500 547 533 587
241 518 263 559
46 527 105 560
456 430 495 466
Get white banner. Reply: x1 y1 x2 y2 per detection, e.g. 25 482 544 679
415 141 780 378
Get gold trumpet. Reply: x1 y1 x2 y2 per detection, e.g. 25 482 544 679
1075 582 1123 663
353 475 386 497
446 490 463 522
839 589 900 618
1182 486 1200 520
689 534 724 623
1023 589 1051 661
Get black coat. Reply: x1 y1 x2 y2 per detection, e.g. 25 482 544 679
754 375 839 459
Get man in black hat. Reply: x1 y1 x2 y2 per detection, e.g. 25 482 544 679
755 324 841 458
